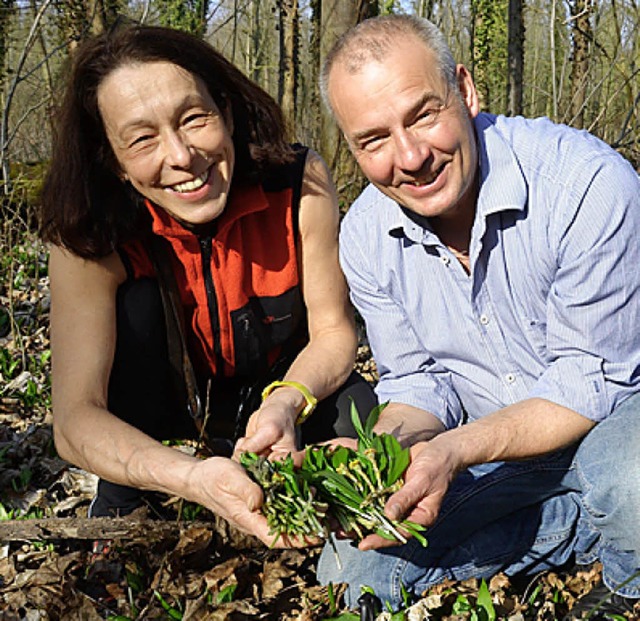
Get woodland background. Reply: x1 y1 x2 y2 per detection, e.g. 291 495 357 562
1 0 639 204
0 1 639 619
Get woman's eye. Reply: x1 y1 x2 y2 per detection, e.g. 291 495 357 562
129 134 153 148
184 112 210 126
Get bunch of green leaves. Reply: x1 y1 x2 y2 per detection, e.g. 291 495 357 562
239 452 329 542
241 402 427 547
300 403 427 546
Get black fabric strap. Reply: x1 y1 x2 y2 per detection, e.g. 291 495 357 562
146 235 203 429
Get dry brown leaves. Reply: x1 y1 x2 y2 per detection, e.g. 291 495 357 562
2 248 638 620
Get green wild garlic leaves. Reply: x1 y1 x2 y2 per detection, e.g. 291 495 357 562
240 402 427 547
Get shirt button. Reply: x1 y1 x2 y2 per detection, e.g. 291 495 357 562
441 256 451 266
479 314 490 325
505 373 516 384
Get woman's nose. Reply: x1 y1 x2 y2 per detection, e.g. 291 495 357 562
163 130 193 168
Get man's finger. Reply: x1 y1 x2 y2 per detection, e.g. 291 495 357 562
358 533 403 551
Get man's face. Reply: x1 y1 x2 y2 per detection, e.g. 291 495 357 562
328 36 480 225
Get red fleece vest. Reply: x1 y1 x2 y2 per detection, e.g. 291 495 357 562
119 153 308 379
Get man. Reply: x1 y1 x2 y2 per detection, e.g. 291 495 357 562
317 14 640 618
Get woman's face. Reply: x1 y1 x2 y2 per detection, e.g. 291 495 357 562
98 61 235 227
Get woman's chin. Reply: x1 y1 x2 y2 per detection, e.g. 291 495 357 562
158 197 228 228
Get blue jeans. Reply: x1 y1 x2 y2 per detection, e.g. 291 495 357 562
317 393 640 608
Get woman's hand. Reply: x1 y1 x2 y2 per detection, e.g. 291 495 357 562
233 395 299 460
186 455 284 545
192 455 320 548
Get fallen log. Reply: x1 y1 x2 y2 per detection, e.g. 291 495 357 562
0 515 262 549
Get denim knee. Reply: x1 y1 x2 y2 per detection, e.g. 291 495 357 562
574 393 640 553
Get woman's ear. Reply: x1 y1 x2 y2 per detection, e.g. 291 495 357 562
222 95 234 136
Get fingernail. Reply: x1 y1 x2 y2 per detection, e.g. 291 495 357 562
388 503 401 520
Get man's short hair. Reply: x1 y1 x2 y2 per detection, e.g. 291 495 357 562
320 14 458 113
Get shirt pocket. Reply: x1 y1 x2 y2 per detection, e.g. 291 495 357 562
523 316 550 363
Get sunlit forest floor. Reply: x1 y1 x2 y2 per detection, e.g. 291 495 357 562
0 231 638 620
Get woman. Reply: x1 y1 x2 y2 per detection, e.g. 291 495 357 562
39 24 375 543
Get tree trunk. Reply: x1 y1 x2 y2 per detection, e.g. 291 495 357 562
569 0 594 128
307 0 322 147
416 0 436 20
0 0 15 93
471 0 490 108
56 0 123 53
278 0 299 137
247 0 265 84
89 0 121 35
319 0 377 205
0 0 15 190
506 0 524 116
156 0 209 38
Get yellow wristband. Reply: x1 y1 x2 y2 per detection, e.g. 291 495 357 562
261 380 318 425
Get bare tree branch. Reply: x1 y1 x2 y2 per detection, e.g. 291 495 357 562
1 0 54 191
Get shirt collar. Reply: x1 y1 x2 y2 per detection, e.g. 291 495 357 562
389 207 438 245
387 112 528 245
475 112 528 218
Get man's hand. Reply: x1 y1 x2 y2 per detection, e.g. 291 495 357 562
357 437 460 550
355 398 595 550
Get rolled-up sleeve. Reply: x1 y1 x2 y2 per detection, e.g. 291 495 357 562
527 155 640 421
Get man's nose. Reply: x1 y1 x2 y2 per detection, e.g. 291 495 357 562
394 130 429 172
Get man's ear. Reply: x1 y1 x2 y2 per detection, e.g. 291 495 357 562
456 64 480 118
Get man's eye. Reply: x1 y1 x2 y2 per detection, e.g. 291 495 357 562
416 107 441 125
360 136 386 152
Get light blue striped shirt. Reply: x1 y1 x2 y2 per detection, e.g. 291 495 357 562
340 112 640 429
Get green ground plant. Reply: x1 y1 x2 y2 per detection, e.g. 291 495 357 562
241 402 427 547
0 194 51 416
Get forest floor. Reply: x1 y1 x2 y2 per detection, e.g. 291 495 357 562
0 236 638 620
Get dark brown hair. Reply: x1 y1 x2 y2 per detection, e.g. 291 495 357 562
40 24 293 258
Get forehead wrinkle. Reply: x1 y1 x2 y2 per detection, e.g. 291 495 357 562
99 68 213 144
